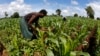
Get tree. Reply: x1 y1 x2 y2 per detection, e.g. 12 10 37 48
85 6 94 19
74 13 78 17
56 9 61 16
5 12 8 18
97 17 100 20
11 12 20 18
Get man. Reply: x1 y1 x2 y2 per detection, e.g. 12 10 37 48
20 9 47 40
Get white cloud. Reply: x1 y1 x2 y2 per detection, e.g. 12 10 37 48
16 0 24 3
87 1 100 18
71 0 78 5
43 0 50 5
0 0 33 18
0 0 97 18
62 9 69 16
62 10 68 13
61 6 86 17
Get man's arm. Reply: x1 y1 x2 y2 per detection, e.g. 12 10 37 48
28 15 37 31
35 20 41 28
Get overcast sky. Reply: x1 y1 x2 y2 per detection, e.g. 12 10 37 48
0 0 100 18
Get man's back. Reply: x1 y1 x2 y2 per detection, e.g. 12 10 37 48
24 12 37 22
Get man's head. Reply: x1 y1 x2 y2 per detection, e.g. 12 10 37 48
39 9 47 17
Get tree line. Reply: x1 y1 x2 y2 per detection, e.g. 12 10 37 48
4 12 19 18
4 6 100 19
55 6 100 20
55 6 96 19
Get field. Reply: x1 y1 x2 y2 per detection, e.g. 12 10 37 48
0 16 100 56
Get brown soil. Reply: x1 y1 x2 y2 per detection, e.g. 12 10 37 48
85 25 97 56
75 24 97 56
33 51 42 56
0 42 8 56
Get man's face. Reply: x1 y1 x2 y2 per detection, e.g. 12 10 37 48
40 14 46 18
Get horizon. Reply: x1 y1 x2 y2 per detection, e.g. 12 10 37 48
0 0 100 18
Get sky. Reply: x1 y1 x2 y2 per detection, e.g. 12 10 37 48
0 0 100 18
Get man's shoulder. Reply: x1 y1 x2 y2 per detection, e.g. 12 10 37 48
29 12 37 15
32 12 42 17
30 12 40 16
25 12 37 16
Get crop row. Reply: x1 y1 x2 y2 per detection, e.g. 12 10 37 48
0 17 100 56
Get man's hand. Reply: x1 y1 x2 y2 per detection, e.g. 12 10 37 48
38 27 55 32
40 27 48 31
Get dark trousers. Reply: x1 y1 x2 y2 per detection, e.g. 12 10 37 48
28 28 37 40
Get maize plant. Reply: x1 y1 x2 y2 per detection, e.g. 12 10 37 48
0 16 100 56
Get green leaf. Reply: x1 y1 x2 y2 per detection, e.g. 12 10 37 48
46 38 59 47
46 49 54 56
70 51 90 56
